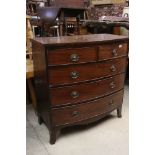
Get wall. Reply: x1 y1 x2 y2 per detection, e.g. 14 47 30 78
88 2 127 19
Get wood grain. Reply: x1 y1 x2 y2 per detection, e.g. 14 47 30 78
47 46 97 65
48 57 127 86
52 90 124 126
98 43 128 60
32 34 128 46
50 74 125 106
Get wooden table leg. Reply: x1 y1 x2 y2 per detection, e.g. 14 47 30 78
27 78 37 111
117 105 122 118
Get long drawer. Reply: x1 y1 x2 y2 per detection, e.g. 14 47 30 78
52 90 124 126
98 43 128 60
48 57 127 86
47 47 97 66
50 74 125 106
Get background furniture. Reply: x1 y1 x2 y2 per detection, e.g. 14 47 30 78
26 14 37 110
27 0 47 16
27 0 88 36
59 7 87 36
80 15 128 35
26 15 34 59
49 0 85 8
27 0 128 36
26 59 37 111
32 34 128 144
37 6 60 36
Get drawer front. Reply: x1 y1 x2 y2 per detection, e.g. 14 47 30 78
52 90 124 126
99 43 128 60
47 47 97 65
50 74 125 106
48 57 127 85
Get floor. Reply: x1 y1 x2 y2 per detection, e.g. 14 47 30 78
26 85 129 155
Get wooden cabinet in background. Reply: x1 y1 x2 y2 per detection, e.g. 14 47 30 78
50 0 85 8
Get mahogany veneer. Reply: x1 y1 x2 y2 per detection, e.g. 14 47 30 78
52 90 124 126
50 74 125 106
32 34 128 144
48 57 127 85
47 47 97 65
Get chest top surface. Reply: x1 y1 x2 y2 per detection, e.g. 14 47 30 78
32 34 128 46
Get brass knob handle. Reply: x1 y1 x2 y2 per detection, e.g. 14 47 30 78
112 49 118 56
70 54 79 62
70 91 79 99
71 71 79 79
108 99 114 106
110 65 116 72
72 111 80 117
110 82 116 89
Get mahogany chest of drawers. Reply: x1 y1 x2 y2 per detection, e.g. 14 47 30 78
32 34 128 144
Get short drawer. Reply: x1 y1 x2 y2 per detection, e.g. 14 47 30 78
98 43 128 60
48 57 127 86
47 47 97 65
50 74 125 106
52 90 124 126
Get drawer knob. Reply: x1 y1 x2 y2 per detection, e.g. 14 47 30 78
108 99 114 106
110 65 117 72
72 111 80 117
70 54 79 62
112 49 118 56
110 82 116 89
70 91 79 99
71 71 79 79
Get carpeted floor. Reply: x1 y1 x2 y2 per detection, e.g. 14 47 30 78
26 85 128 155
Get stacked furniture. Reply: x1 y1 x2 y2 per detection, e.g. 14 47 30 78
32 34 128 144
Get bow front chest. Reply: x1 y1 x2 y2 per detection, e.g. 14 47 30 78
32 34 128 144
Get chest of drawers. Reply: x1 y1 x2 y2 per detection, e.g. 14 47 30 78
32 34 128 144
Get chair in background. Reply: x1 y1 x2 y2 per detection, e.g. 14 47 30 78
26 15 37 112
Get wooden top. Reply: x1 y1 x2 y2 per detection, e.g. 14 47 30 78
32 34 128 46
54 0 84 9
